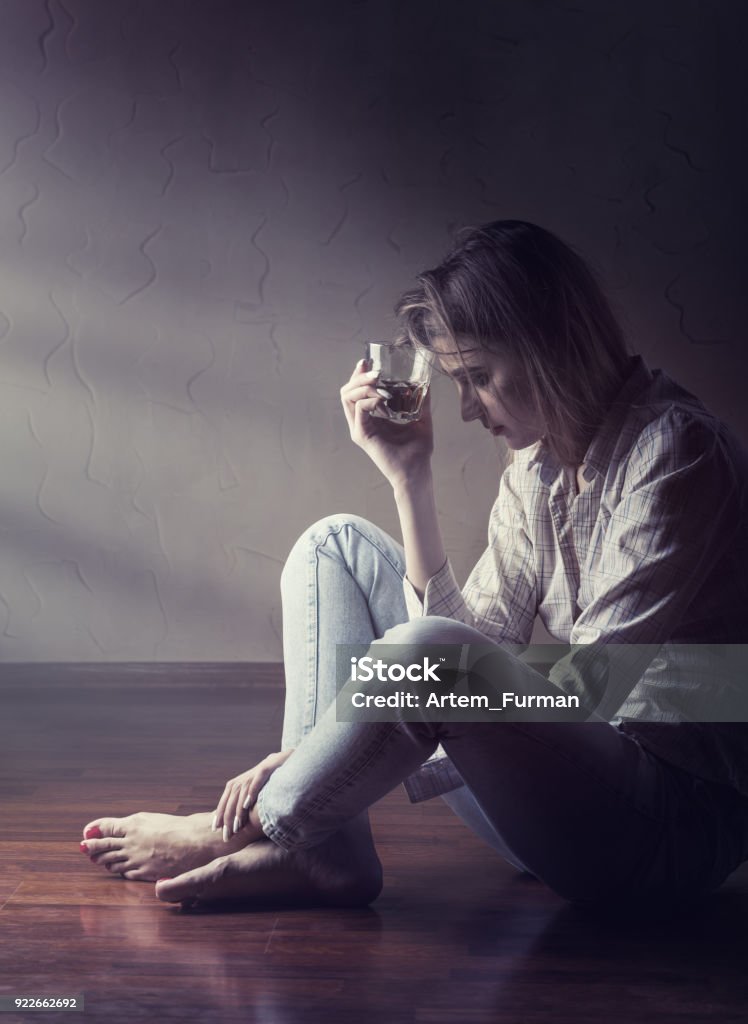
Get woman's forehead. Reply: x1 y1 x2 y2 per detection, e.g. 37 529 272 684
436 352 482 376
430 337 512 377
430 334 481 367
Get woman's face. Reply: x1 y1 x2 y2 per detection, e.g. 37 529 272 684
432 337 546 450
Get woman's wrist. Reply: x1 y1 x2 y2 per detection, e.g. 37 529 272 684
391 464 434 500
392 467 446 599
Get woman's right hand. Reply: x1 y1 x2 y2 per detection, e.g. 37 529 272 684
340 358 434 489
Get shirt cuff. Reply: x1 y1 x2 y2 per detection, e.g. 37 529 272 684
402 558 462 619
402 745 466 803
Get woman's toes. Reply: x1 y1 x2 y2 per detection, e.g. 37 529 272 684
81 838 129 875
155 861 221 904
122 867 156 882
82 837 122 858
103 861 128 876
82 817 125 840
155 877 187 903
92 849 129 868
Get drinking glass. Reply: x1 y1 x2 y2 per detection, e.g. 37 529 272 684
364 341 433 424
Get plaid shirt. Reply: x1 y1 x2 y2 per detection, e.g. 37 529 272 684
402 356 748 802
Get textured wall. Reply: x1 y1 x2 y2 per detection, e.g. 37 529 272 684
0 0 746 661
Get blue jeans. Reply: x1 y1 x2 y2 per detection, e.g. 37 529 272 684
258 514 748 904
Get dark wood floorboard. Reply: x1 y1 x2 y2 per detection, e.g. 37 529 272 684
1 664 747 1024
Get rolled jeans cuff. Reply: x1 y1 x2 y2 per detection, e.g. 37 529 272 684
255 785 295 851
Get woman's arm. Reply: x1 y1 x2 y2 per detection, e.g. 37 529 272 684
340 358 536 640
340 361 447 600
392 465 447 602
400 460 538 645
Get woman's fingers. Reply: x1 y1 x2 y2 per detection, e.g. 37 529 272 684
212 787 228 831
340 358 376 388
341 379 380 412
242 764 274 811
340 358 386 437
222 776 255 838
212 751 296 840
342 382 382 406
213 776 246 834
340 363 379 401
234 751 295 834
352 396 384 436
344 393 384 439
223 789 243 839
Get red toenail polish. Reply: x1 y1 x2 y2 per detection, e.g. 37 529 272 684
85 827 103 839
80 842 88 854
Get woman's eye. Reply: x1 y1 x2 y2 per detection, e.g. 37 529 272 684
471 373 489 387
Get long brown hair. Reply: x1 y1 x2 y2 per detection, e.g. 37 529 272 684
395 220 631 467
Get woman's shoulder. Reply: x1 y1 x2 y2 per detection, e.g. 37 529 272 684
617 401 748 509
609 362 747 482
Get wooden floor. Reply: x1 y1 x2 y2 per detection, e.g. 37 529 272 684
2 664 748 1024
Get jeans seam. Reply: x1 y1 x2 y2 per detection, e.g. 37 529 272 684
313 520 406 583
306 520 406 740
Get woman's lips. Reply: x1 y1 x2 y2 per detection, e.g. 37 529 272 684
489 426 504 435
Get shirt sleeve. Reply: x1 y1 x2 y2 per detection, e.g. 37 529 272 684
402 461 538 645
574 408 741 645
548 408 744 714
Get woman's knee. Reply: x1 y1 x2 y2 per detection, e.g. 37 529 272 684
280 513 377 592
373 617 518 693
378 616 483 647
372 618 478 682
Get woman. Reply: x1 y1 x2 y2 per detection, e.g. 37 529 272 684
81 220 748 908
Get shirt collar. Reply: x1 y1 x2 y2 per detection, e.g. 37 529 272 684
526 355 653 482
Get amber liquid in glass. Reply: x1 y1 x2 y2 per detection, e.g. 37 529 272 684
373 378 428 423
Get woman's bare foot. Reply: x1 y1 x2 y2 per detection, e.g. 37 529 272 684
80 812 252 881
156 827 383 909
